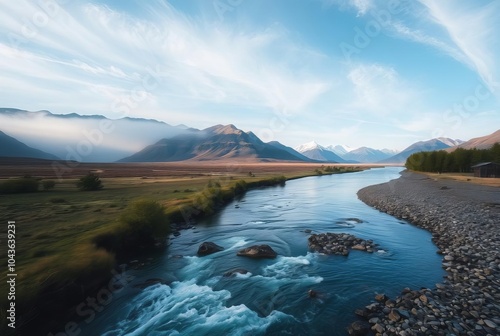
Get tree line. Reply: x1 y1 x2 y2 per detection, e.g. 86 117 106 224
405 143 500 173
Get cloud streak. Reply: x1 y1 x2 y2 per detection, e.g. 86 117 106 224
345 63 418 116
416 0 500 94
0 1 330 123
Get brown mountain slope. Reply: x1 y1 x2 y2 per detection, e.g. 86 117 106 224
118 124 309 162
447 129 500 151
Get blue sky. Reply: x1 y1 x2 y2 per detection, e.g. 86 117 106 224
1 0 499 150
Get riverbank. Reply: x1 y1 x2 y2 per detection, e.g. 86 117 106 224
423 172 500 188
356 170 500 335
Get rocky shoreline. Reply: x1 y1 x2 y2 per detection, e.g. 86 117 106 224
354 170 500 336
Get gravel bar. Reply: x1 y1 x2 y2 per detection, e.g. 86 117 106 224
354 170 500 336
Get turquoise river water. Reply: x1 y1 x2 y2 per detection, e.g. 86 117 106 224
79 167 444 336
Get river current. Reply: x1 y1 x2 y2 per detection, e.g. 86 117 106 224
80 167 444 336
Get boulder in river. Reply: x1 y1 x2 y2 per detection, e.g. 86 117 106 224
308 289 318 298
237 244 277 259
197 242 224 256
347 320 370 336
223 268 249 277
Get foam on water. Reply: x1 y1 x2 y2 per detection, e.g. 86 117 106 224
246 220 266 225
234 272 253 279
102 281 292 336
179 256 212 279
262 253 316 279
225 237 249 250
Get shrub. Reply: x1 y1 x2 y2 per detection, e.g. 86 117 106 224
0 177 39 194
42 180 56 191
232 179 248 195
119 199 169 248
76 172 103 191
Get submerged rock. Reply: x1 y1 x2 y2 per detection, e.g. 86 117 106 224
197 242 224 256
308 289 318 298
223 268 249 277
237 244 277 259
347 320 370 336
346 217 363 223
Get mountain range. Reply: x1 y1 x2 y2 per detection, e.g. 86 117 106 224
377 138 464 164
119 124 306 162
1 108 498 164
293 142 347 163
0 108 190 162
293 138 465 164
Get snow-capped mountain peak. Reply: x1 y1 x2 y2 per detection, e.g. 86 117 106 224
294 141 323 152
326 144 356 155
380 148 400 155
294 141 346 163
436 137 464 147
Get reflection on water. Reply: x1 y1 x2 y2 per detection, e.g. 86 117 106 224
81 167 444 336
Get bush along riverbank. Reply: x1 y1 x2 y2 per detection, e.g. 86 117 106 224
354 171 500 335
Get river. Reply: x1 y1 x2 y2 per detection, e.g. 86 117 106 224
79 167 444 336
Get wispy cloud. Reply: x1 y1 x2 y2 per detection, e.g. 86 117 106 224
0 1 329 122
319 0 373 16
396 113 438 133
388 21 467 65
345 63 417 115
351 0 373 16
416 0 500 94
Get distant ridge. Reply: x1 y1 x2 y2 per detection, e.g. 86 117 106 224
119 124 309 162
342 146 393 163
294 141 401 163
294 141 346 163
0 108 191 162
380 137 463 164
447 129 500 151
0 130 59 160
267 141 313 162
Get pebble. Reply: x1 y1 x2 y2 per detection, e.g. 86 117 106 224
351 171 500 335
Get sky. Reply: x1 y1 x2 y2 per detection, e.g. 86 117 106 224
1 0 499 151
